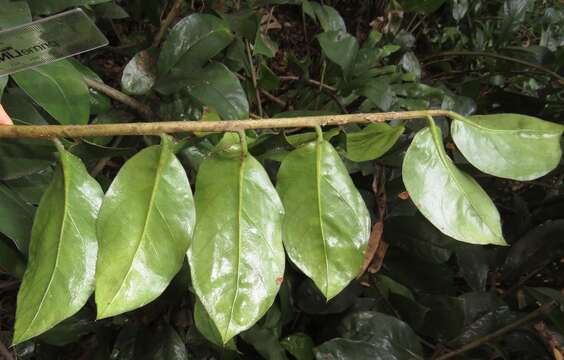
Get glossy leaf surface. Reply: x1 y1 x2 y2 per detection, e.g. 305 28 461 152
12 60 90 124
13 147 103 345
403 122 506 245
451 114 564 181
189 141 285 343
277 139 371 299
315 311 423 359
158 14 233 76
95 138 195 318
346 123 405 162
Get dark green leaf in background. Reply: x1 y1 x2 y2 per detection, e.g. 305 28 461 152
451 114 564 181
0 184 35 254
157 14 234 77
280 333 314 360
346 123 405 162
0 236 26 278
95 137 195 319
186 63 249 120
403 119 506 245
277 139 371 299
12 60 90 125
13 145 103 345
189 136 285 343
134 324 188 360
315 311 423 359
317 31 358 74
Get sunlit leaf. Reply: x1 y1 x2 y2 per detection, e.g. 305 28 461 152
95 136 195 318
346 123 405 162
189 136 285 343
402 119 506 245
451 114 564 181
13 145 103 345
277 138 371 299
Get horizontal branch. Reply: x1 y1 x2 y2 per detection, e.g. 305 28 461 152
0 110 451 139
423 51 564 83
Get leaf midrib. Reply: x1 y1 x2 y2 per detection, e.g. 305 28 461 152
99 146 168 316
33 67 73 122
315 141 330 297
18 154 70 341
428 125 501 242
224 155 245 341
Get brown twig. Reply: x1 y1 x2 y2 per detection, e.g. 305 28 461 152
435 301 558 360
423 51 564 83
279 76 337 92
82 77 155 120
152 0 184 48
0 110 452 139
245 41 264 117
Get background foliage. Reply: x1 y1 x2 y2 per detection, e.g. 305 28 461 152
0 0 563 359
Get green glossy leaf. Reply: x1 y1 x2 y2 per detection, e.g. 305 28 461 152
346 124 405 162
95 137 195 319
121 49 157 96
68 58 111 116
317 31 358 74
188 63 248 120
157 14 234 77
189 138 285 343
194 299 237 349
277 139 371 299
402 120 506 245
315 311 423 359
240 304 287 360
13 145 103 345
0 139 55 180
2 90 48 125
157 63 249 120
281 333 314 360
308 3 346 32
255 31 278 58
0 184 35 254
451 114 564 181
12 60 90 124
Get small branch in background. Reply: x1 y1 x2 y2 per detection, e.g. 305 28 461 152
245 41 264 117
83 77 155 120
435 301 558 360
279 76 337 92
236 73 286 108
423 51 564 83
152 0 184 48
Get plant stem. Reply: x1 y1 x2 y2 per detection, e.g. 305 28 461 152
0 110 452 139
435 301 557 360
245 40 264 117
82 77 155 120
152 0 184 47
423 51 564 83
